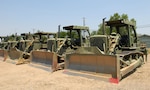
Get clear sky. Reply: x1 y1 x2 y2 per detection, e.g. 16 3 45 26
0 0 150 36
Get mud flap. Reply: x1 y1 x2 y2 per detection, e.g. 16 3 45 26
30 51 58 72
65 54 120 83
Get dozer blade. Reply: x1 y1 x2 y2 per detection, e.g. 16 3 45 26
30 50 58 72
64 54 121 83
7 48 22 60
0 49 7 61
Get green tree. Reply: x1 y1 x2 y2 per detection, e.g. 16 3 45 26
130 18 136 26
91 30 97 35
97 24 103 35
110 13 121 21
121 14 128 20
58 31 67 38
8 34 15 41
97 13 136 35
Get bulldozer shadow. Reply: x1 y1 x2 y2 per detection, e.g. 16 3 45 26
63 69 119 83
29 63 53 72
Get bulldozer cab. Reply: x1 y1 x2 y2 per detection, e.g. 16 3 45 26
33 32 57 51
14 33 35 52
63 25 90 47
34 32 56 42
4 34 19 50
21 33 33 40
105 19 138 48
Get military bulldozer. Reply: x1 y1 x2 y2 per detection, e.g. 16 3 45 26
29 32 59 69
64 19 146 83
0 36 9 60
0 32 58 65
30 25 91 72
7 33 34 61
16 32 58 65
0 34 22 61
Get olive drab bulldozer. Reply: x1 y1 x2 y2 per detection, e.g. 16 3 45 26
0 32 58 65
8 33 34 61
0 34 22 61
64 19 146 83
30 25 91 72
29 32 59 71
17 32 58 65
0 33 34 63
0 36 9 61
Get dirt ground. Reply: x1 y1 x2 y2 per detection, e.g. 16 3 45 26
0 55 150 90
